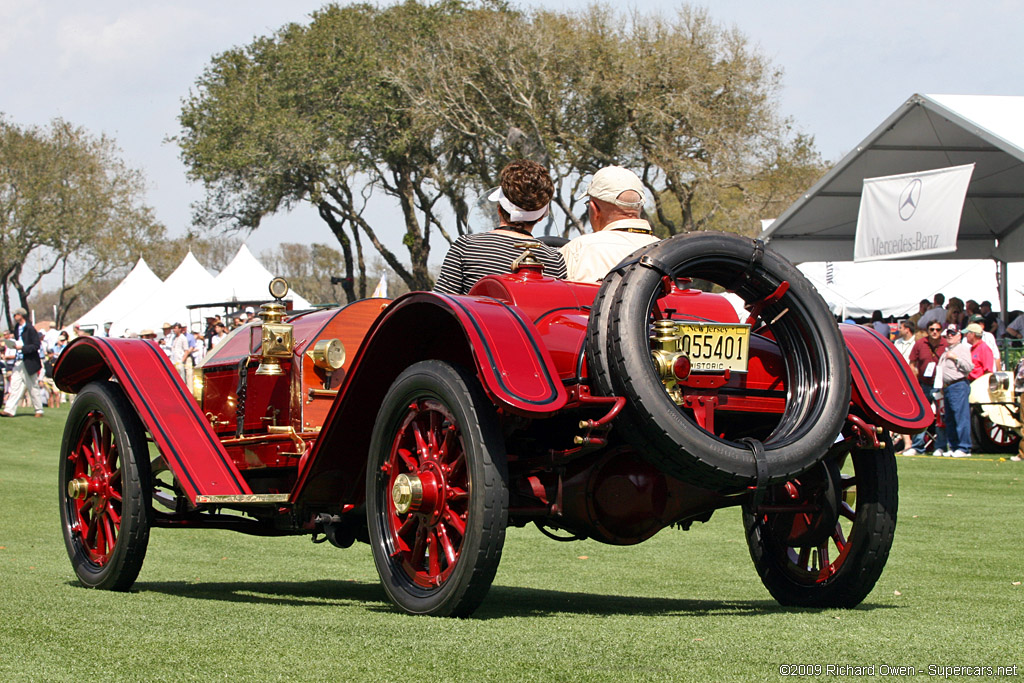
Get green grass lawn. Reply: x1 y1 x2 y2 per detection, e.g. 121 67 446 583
1 405 1022 681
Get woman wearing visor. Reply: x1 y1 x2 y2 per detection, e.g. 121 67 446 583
434 160 567 295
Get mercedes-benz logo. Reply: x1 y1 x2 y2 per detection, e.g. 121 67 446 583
898 178 922 221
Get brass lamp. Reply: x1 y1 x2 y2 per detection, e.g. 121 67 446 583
255 279 295 376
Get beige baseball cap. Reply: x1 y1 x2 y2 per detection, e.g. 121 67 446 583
582 166 646 209
962 322 984 335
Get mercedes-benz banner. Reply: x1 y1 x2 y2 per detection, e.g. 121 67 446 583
853 163 975 262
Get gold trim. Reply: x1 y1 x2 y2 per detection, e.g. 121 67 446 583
307 388 339 401
307 338 345 370
195 494 290 504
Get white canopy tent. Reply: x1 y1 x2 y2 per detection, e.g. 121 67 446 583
762 94 1024 316
108 252 217 336
796 260 1024 320
210 244 311 310
74 258 162 334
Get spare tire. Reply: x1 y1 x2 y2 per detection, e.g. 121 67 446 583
586 231 850 490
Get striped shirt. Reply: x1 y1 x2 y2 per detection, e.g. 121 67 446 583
434 232 568 295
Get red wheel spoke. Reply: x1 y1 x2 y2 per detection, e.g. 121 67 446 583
80 495 96 515
410 526 427 570
105 501 121 527
831 525 848 553
396 447 418 472
428 411 441 454
448 450 465 478
90 422 105 463
100 423 113 463
443 509 466 537
102 513 117 557
105 441 119 472
84 508 99 546
82 441 97 471
396 516 418 553
447 486 468 502
797 546 811 570
436 523 457 566
412 421 430 459
427 532 442 581
439 427 459 464
816 543 832 580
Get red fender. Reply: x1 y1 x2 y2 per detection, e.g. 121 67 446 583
841 324 933 433
292 292 567 507
54 336 252 503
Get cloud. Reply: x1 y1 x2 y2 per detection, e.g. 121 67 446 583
55 6 207 77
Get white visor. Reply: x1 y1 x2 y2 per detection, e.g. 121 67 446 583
488 187 548 223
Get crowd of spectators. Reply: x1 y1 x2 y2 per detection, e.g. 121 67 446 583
2 307 259 415
861 292 1024 461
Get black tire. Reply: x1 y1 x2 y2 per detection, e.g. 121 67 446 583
589 231 850 489
743 439 898 608
59 381 151 590
971 409 1021 454
586 241 662 396
366 360 508 617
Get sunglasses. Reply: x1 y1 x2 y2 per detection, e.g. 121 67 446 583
928 326 942 332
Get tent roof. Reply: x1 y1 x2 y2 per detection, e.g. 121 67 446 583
74 258 162 330
797 260 1024 319
211 244 311 309
109 252 217 335
762 94 1024 263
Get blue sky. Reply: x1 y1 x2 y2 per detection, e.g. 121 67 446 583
2 0 1021 274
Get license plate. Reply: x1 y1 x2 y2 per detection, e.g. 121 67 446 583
675 322 751 373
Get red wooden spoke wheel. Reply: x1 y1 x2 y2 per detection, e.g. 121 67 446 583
59 382 151 590
384 398 470 588
66 412 123 565
367 361 507 617
972 409 1021 453
743 438 897 608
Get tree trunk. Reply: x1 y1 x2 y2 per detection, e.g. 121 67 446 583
317 201 357 304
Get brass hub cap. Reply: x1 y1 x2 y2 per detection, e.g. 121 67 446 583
67 477 91 500
392 473 424 515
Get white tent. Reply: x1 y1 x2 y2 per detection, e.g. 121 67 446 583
74 258 163 334
108 252 217 336
761 94 1024 317
797 260 1024 319
210 244 311 309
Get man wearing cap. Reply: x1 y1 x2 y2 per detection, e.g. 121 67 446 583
936 325 974 457
160 323 174 357
560 166 659 283
979 300 1001 336
964 322 994 381
434 160 566 295
170 323 190 381
1 307 45 418
967 314 1000 370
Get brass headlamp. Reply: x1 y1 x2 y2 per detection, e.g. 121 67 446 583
255 278 295 376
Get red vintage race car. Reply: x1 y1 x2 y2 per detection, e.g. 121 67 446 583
54 232 931 617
